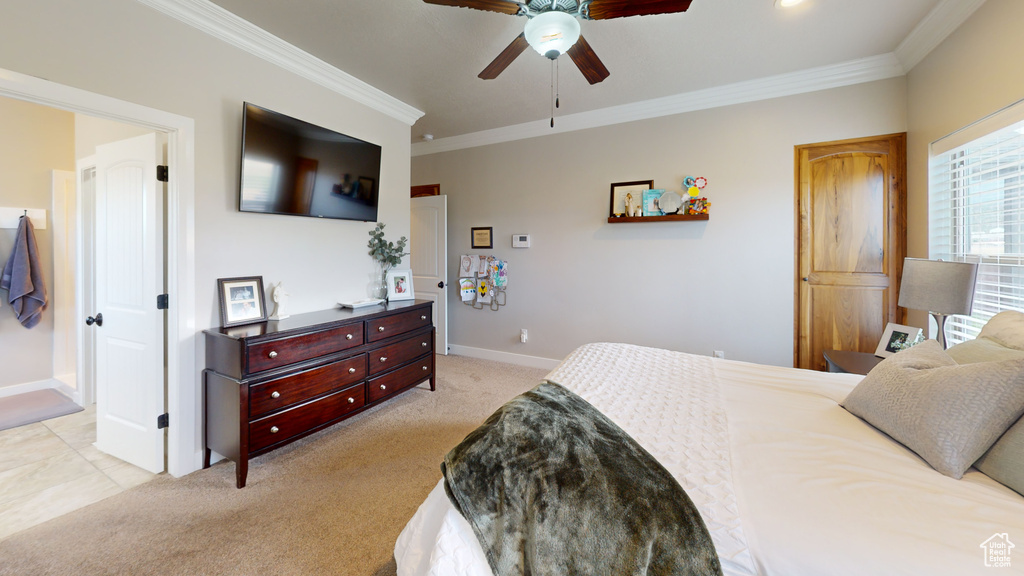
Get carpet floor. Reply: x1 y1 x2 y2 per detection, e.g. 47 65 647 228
0 389 83 432
0 354 550 576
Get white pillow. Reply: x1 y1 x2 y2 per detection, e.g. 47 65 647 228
978 310 1024 351
842 340 1024 479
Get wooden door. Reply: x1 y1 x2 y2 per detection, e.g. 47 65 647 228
795 133 906 370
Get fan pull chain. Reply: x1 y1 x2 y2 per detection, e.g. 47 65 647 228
550 59 555 128
550 58 561 128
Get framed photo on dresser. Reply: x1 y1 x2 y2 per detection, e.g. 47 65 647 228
386 269 415 301
217 276 267 327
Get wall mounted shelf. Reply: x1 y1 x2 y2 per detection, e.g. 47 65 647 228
607 214 709 223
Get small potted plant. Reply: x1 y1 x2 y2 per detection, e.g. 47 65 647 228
367 222 408 300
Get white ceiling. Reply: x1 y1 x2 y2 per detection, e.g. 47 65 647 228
198 0 967 147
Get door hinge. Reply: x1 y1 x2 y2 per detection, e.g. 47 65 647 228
156 165 169 182
157 413 169 429
157 294 169 310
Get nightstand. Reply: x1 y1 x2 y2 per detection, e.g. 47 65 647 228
822 349 883 375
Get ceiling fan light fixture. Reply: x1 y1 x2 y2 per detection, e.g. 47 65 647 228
524 11 580 59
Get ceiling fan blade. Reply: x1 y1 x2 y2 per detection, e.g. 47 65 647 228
567 35 610 84
422 0 522 15
479 33 529 79
585 0 693 20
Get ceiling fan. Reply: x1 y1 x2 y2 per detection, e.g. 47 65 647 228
423 0 695 85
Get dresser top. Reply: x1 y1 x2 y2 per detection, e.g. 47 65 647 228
205 299 431 342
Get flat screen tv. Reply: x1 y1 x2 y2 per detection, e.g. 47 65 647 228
238 102 382 222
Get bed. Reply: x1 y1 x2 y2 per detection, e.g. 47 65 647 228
395 312 1024 575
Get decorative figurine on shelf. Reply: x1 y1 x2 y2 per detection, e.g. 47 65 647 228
269 281 290 320
625 192 638 217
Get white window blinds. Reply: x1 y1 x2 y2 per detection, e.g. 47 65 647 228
929 103 1024 345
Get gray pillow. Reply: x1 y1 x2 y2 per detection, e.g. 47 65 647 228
975 416 1024 496
841 339 1024 479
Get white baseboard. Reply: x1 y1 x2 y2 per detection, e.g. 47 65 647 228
0 378 83 405
448 345 561 371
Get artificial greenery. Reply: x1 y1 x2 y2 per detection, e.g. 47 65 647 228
367 222 409 275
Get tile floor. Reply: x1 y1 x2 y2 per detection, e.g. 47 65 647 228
0 404 160 541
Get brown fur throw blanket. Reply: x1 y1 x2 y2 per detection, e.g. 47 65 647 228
442 381 722 576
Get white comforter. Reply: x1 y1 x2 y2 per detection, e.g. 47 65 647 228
396 343 1024 576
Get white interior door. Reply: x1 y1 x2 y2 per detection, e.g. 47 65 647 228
411 195 448 354
92 133 166 473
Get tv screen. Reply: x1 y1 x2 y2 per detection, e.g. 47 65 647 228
238 102 381 222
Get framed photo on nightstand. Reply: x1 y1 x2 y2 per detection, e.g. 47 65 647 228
875 323 922 358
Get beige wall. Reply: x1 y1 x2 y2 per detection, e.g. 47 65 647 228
414 78 908 366
0 1 411 368
905 0 1024 329
0 98 73 389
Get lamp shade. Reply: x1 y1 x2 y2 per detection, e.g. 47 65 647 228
524 11 580 59
898 258 978 315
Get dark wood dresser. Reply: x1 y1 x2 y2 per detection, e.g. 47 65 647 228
203 300 435 488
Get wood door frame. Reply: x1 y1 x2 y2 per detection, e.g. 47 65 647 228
0 67 198 477
794 132 907 368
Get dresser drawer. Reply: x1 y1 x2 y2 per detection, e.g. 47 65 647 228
368 330 433 375
367 354 433 403
249 354 367 419
249 384 366 453
247 323 364 373
366 308 431 343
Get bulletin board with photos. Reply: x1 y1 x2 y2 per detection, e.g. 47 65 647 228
458 254 508 311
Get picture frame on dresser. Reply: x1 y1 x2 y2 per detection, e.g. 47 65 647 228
217 276 267 327
386 268 415 301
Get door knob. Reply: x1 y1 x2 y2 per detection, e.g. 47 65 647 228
85 313 103 327
437 281 445 288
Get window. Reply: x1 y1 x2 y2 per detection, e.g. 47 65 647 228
930 105 1024 345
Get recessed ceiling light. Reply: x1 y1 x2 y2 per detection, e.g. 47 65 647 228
775 0 806 8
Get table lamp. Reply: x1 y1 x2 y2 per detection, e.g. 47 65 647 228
897 258 979 349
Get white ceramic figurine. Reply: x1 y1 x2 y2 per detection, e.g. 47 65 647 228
269 281 290 320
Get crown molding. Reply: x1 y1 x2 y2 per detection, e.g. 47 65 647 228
412 53 905 156
136 0 424 126
894 0 988 72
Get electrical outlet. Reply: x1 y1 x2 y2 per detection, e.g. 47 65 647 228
713 350 725 359
520 329 528 343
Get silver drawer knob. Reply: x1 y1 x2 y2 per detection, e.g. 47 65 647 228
271 391 280 399
379 384 387 391
348 397 355 404
421 315 427 320
379 356 388 363
270 426 279 434
422 365 429 371
268 351 278 359
346 334 353 340
348 367 356 374
378 326 385 332
421 341 428 347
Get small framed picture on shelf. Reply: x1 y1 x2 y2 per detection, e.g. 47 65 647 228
643 189 666 216
471 227 493 249
386 268 415 301
217 276 267 328
609 180 653 218
874 323 922 358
